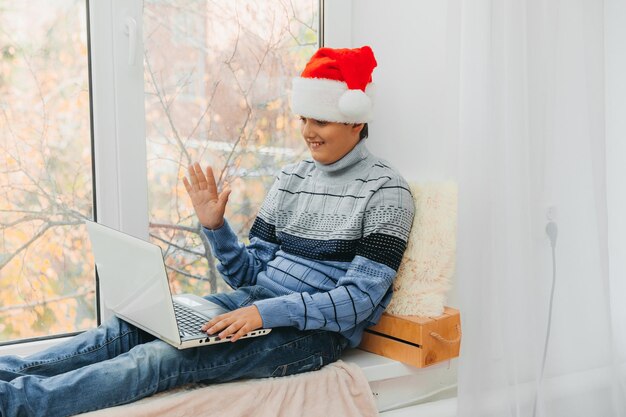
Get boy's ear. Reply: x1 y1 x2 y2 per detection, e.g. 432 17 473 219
352 123 365 134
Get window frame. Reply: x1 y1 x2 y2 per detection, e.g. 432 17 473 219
0 0 348 355
322 0 352 48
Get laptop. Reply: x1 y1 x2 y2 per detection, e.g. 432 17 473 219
85 220 272 349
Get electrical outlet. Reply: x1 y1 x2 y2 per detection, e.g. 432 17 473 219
546 205 558 222
545 205 558 247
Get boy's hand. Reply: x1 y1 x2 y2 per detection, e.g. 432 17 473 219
182 163 231 230
201 305 264 342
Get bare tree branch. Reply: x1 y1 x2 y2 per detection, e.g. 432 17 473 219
0 289 95 314
149 232 205 256
0 219 85 270
149 221 198 234
0 214 49 229
165 264 207 282
144 51 192 164
186 80 221 143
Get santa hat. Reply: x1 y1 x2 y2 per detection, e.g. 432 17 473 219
290 46 377 123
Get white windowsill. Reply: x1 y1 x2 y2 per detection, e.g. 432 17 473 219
0 336 70 358
341 348 454 382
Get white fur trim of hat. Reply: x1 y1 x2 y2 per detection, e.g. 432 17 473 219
291 78 375 124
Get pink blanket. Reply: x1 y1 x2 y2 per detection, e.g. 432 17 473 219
79 360 378 417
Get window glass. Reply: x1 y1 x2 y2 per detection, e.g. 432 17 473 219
143 0 318 294
0 1 96 343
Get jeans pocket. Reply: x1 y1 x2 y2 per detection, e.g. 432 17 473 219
270 353 324 377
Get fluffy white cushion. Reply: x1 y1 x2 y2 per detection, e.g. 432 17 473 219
386 181 458 317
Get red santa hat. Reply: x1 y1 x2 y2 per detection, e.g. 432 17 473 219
290 46 377 123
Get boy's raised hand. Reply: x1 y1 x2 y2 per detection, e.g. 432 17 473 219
182 163 231 230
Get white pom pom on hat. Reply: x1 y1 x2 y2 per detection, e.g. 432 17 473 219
290 46 377 124
338 89 372 120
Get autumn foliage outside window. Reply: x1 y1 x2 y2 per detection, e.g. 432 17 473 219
143 0 317 298
0 1 94 343
0 0 318 344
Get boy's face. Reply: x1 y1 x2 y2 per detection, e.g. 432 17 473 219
299 117 364 165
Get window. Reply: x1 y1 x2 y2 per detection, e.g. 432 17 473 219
142 0 320 295
0 0 96 344
0 0 322 347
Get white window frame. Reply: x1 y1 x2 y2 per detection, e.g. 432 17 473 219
90 0 149 240
89 0 150 323
323 0 352 48
0 0 346 356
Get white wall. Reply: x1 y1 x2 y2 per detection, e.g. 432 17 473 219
605 0 626 362
350 0 460 182
328 0 461 307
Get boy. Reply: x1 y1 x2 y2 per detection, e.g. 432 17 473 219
0 46 414 417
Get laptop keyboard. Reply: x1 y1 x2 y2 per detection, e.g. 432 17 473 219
173 302 209 337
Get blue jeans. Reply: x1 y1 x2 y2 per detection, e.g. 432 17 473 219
0 285 349 417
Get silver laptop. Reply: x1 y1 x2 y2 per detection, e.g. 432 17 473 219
85 220 272 349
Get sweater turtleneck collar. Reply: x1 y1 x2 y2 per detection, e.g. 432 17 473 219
313 139 370 175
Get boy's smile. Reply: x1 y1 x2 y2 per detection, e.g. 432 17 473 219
299 117 364 165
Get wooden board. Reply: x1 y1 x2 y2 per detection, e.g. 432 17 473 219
358 307 461 368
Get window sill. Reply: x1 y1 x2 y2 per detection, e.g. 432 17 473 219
0 336 73 358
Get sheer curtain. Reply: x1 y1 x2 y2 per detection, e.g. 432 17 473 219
451 0 626 416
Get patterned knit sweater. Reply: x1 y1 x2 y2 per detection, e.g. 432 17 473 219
203 140 415 347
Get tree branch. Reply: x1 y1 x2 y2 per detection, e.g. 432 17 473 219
0 219 85 270
0 289 95 314
165 264 207 282
149 232 205 257
149 221 198 234
144 51 191 164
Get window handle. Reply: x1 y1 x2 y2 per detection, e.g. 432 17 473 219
125 17 137 66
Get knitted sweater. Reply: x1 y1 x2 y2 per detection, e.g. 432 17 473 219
203 140 415 347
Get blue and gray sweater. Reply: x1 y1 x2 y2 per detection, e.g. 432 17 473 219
203 140 415 347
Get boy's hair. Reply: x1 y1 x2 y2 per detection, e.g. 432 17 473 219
345 123 369 140
360 123 369 140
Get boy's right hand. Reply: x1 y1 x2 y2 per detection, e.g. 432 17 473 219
182 163 231 230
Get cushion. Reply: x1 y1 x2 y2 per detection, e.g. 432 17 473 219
386 181 458 317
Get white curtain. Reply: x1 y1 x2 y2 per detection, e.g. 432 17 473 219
452 0 626 416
